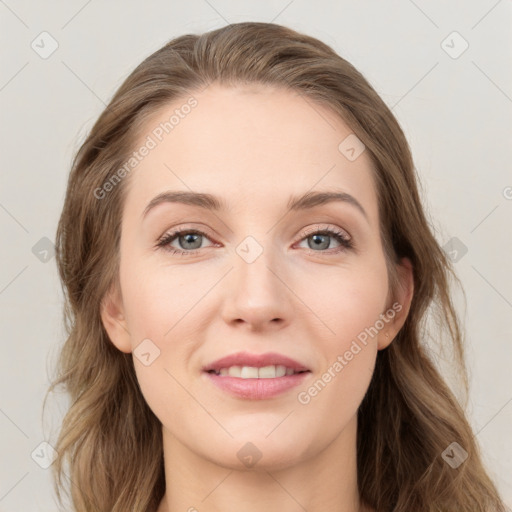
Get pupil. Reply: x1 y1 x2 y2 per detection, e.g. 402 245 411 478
310 234 328 250
182 233 201 249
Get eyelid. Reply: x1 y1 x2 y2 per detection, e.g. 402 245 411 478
297 223 351 242
158 222 216 240
157 223 348 243
156 221 354 256
155 223 218 249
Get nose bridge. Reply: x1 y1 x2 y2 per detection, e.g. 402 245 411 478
235 233 283 301
222 233 291 328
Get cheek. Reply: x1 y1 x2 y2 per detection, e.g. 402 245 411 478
293 262 386 407
295 275 383 431
295 259 389 343
119 256 199 343
118 259 210 402
120 263 199 424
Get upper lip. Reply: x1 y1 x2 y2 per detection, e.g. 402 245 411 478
202 351 311 372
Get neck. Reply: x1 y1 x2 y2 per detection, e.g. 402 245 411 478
157 415 365 512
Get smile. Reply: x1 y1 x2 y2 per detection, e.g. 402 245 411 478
206 365 308 379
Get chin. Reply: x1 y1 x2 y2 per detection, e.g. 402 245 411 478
199 430 314 472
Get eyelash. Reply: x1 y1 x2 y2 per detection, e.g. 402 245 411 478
155 224 354 257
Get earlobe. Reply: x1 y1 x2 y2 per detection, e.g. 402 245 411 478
100 283 132 354
378 257 414 350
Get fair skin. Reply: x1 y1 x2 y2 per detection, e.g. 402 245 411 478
101 83 413 512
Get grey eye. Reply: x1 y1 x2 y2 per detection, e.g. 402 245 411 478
307 233 332 250
177 233 203 250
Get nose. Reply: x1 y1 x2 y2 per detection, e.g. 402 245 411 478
220 242 293 332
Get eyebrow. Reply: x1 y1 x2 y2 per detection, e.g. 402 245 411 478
142 189 369 222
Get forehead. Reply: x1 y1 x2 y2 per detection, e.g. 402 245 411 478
124 83 379 224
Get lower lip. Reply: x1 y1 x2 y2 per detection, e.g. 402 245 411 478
203 371 310 400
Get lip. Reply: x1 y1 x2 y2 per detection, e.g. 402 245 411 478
203 372 310 400
202 351 310 373
201 351 311 400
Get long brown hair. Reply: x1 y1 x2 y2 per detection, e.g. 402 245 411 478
45 21 508 511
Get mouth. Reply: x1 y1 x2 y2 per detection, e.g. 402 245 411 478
201 352 312 400
205 365 310 378
202 350 311 374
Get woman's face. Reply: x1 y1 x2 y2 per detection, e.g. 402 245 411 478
101 83 412 470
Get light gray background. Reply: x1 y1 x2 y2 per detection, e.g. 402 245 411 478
1 1 511 510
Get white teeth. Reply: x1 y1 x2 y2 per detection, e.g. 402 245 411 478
240 366 259 378
258 365 277 378
228 366 242 377
275 365 287 377
215 365 300 378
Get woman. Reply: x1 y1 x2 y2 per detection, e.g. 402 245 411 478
45 21 508 511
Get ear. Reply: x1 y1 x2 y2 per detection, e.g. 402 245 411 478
100 282 132 353
378 257 414 350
